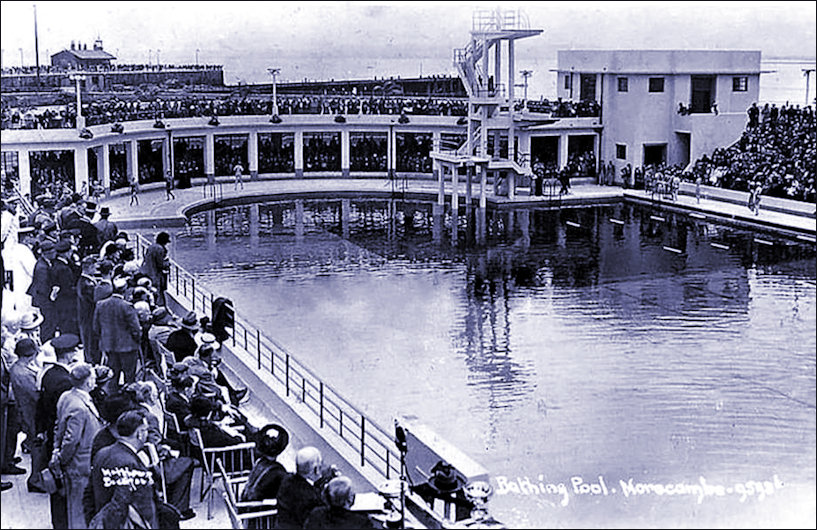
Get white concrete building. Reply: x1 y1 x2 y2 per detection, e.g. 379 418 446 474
556 50 760 181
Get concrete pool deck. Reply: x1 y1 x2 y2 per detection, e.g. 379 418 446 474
100 178 816 238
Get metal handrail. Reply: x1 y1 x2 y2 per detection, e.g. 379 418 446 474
136 234 402 481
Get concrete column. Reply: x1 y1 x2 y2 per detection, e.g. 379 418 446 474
74 146 88 194
18 150 31 198
294 130 304 178
341 129 350 178
204 133 215 183
475 203 486 246
161 136 170 179
593 133 600 182
508 40 516 164
518 210 530 250
98 145 110 193
126 140 138 185
482 36 488 92
341 198 351 239
559 134 569 170
508 170 516 200
451 165 459 213
494 40 501 94
434 160 444 205
479 165 487 209
248 130 259 180
518 134 531 165
389 128 397 178
465 165 472 207
206 210 216 252
249 203 259 248
480 106 488 157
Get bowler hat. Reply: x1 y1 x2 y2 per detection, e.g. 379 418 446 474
99 206 111 217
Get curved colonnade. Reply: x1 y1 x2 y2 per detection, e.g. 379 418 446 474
0 113 602 199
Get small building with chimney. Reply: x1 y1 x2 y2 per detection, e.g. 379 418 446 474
50 38 116 69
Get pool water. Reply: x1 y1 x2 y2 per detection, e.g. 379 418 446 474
162 199 816 528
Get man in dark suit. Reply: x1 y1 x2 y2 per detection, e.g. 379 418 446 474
27 240 57 340
94 207 117 245
36 334 79 529
303 476 377 529
276 447 336 529
89 410 158 529
93 277 141 385
165 312 199 363
50 240 80 336
9 339 46 492
140 232 170 306
76 256 99 364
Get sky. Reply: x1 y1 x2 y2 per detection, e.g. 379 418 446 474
1 1 815 99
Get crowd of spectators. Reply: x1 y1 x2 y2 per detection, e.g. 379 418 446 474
1 64 222 77
517 97 601 117
3 92 606 131
681 103 815 202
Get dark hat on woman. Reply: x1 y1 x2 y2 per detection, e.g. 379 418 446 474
190 396 215 418
427 461 466 493
256 424 289 458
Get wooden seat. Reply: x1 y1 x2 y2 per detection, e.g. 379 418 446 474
216 458 277 526
190 427 256 519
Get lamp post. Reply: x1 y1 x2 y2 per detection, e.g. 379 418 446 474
804 68 816 106
196 48 200 66
69 74 86 129
268 67 281 116
520 69 532 103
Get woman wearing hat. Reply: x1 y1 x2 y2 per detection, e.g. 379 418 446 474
411 460 474 522
241 424 290 503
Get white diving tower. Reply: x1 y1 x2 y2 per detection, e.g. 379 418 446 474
431 8 543 209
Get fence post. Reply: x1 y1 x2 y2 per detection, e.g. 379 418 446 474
257 329 261 370
360 416 366 467
244 327 248 350
386 451 390 479
339 410 343 438
285 354 290 396
175 266 179 294
191 278 196 311
319 382 324 428
210 293 214 319
301 377 306 403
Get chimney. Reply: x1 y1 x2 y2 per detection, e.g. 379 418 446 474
94 38 103 51
71 41 75 50
83 43 88 50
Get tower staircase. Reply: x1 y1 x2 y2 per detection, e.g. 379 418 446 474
431 8 543 199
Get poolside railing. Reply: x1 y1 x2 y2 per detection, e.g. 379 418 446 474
135 234 402 482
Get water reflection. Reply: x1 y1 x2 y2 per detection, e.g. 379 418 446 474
166 198 815 528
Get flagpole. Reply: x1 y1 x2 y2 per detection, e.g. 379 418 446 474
34 4 41 93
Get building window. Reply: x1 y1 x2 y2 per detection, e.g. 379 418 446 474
732 76 748 92
617 77 628 92
648 77 665 93
616 144 627 160
564 74 571 90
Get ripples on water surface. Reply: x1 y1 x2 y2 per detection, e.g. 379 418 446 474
157 200 816 528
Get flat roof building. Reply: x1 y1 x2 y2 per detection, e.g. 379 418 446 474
556 50 761 181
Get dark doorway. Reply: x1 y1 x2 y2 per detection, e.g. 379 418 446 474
676 132 691 169
580 74 597 101
531 136 558 170
643 144 667 166
690 76 715 114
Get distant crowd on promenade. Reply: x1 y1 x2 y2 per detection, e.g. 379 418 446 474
1 63 223 77
1 93 604 131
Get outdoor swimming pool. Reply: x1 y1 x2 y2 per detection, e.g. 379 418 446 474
160 198 816 528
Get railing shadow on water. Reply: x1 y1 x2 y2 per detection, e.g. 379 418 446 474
135 234 402 482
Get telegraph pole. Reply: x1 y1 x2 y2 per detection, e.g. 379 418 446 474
34 4 41 92
804 68 815 106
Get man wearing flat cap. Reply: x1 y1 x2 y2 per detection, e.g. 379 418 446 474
49 239 80 336
94 277 141 385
